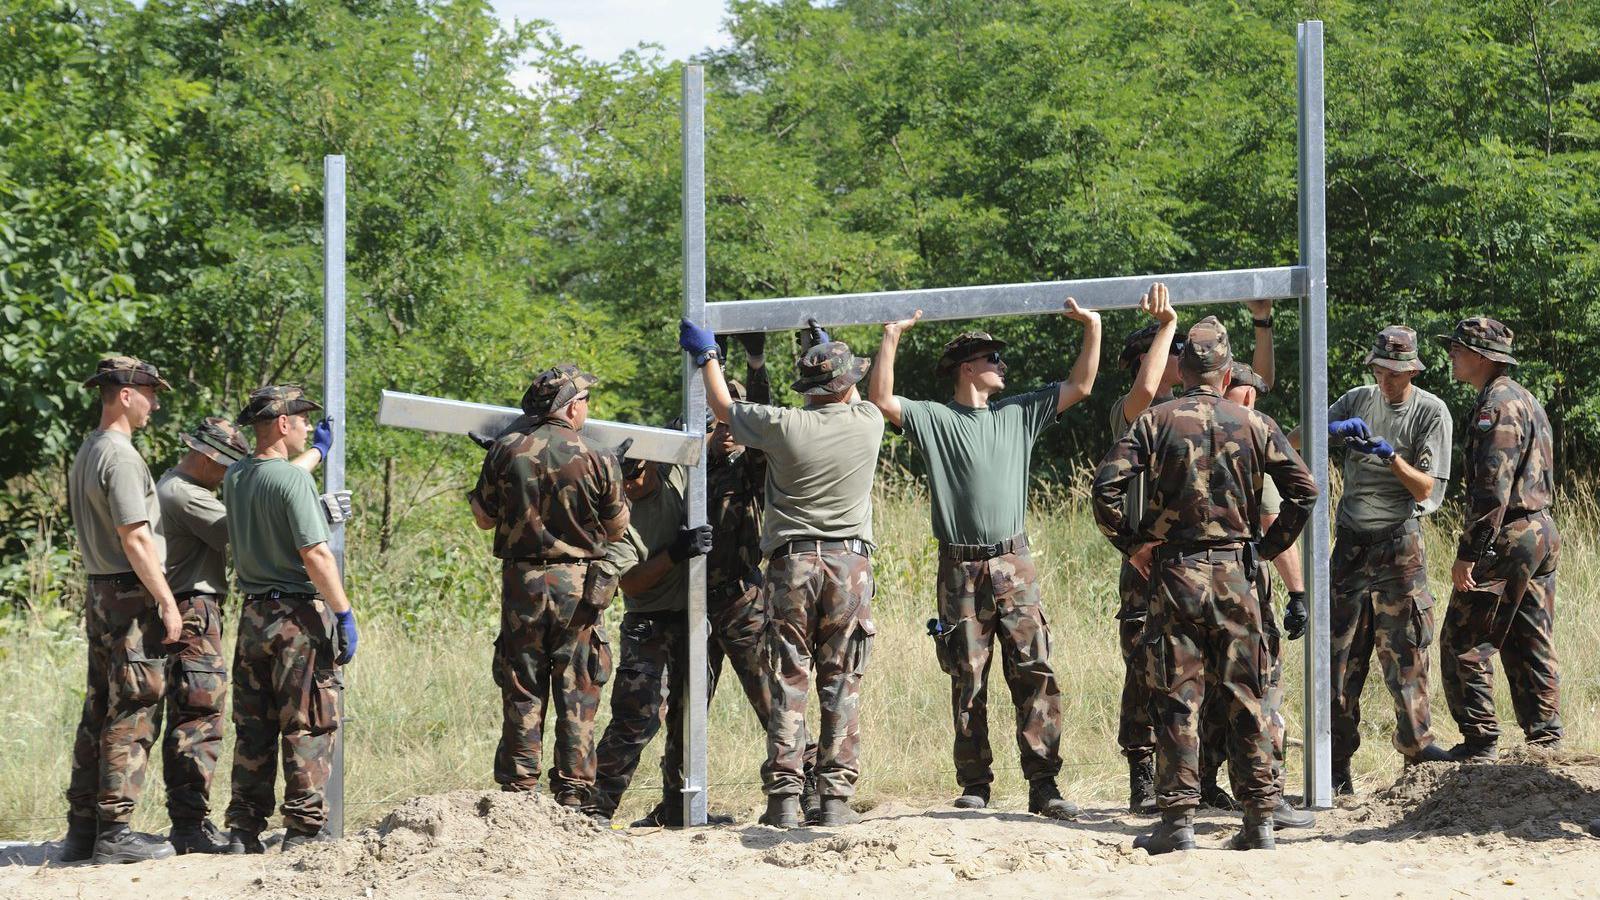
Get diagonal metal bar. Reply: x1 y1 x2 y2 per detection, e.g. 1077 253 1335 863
376 390 701 466
704 266 1307 333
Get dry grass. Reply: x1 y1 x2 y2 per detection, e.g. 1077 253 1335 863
3 479 1598 839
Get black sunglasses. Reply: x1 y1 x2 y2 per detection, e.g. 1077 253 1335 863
965 350 1003 366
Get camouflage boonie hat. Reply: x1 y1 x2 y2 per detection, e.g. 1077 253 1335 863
182 416 250 466
1434 317 1517 366
935 331 1007 377
236 384 323 425
520 364 598 417
1364 325 1425 373
791 341 871 396
83 355 171 391
1118 323 1185 369
1180 316 1231 374
1228 362 1268 394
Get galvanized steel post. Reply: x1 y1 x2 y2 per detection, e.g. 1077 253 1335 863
322 154 348 837
680 66 711 827
1296 21 1333 809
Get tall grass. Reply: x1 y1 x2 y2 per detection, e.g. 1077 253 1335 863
3 474 1598 838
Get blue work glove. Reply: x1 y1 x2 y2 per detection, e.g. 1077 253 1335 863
679 319 719 367
1328 418 1371 441
334 609 358 665
312 417 335 459
1349 437 1396 461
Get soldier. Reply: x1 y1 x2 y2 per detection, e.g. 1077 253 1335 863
1435 318 1561 760
679 319 883 828
62 356 184 864
468 366 629 806
867 298 1101 820
1092 317 1317 854
154 417 330 853
223 385 358 853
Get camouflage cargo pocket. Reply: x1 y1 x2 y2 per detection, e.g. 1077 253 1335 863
848 619 877 676
1410 593 1436 652
175 655 227 716
114 645 164 706
933 627 956 675
308 668 344 734
491 634 509 689
587 626 613 687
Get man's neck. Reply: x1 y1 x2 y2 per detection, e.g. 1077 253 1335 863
97 409 133 436
254 439 291 461
952 380 994 408
1468 367 1502 392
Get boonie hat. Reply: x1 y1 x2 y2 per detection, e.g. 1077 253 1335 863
236 384 323 425
183 416 250 465
1365 325 1425 373
83 356 172 391
790 342 871 396
1118 324 1184 370
521 364 598 417
1228 362 1268 394
1434 317 1517 366
935 331 1008 377
1180 316 1232 374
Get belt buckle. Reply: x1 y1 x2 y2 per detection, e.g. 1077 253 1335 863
985 542 1001 558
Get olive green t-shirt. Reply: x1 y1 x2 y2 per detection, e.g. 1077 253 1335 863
895 385 1060 545
69 430 164 575
224 456 329 595
1329 384 1452 531
599 464 689 614
157 468 231 596
728 399 884 554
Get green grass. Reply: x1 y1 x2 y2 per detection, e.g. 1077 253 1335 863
3 476 1598 839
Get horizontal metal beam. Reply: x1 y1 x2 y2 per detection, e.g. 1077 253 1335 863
705 265 1306 333
377 390 702 466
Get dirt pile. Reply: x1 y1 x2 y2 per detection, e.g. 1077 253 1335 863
1353 747 1600 839
264 791 637 899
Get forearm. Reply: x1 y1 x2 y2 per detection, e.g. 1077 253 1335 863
301 543 351 613
1261 514 1305 591
121 526 177 607
1126 321 1177 418
1288 426 1301 452
291 448 323 473
1059 318 1102 411
1389 455 1435 503
702 359 734 423
1253 323 1275 390
618 552 676 596
868 332 903 425
469 496 495 531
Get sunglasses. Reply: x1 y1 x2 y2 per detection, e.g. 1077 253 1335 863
965 351 1003 366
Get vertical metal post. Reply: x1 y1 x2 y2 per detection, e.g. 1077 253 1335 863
322 154 348 837
1296 22 1333 810
680 66 710 827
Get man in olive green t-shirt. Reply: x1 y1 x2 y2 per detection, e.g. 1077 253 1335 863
680 320 881 829
868 298 1101 820
222 385 356 853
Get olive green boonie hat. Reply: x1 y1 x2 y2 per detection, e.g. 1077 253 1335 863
791 341 871 396
236 384 323 425
1228 362 1268 394
935 331 1007 377
183 416 250 466
1181 316 1232 374
1118 324 1185 370
83 355 172 391
1365 325 1425 373
1434 317 1517 366
521 364 598 417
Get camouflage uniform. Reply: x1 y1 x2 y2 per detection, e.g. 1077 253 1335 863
470 365 628 804
65 356 173 826
1091 318 1317 817
1435 320 1561 749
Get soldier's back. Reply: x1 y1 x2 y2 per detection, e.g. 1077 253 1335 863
484 420 624 561
1137 388 1274 548
1466 375 1554 514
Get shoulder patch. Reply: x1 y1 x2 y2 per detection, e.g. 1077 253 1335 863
1475 409 1495 432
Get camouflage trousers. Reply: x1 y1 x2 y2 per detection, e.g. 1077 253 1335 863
1116 563 1156 763
67 577 168 824
932 547 1061 789
762 546 875 798
225 595 343 835
493 561 612 805
708 578 777 729
1442 511 1563 746
1328 523 1436 765
1144 550 1278 815
162 593 228 823
591 612 690 816
1200 576 1284 784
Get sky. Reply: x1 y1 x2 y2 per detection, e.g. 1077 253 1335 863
493 0 736 65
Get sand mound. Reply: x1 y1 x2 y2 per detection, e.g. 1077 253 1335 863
264 791 635 899
1354 747 1600 839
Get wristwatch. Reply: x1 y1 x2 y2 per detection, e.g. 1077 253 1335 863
1252 315 1274 329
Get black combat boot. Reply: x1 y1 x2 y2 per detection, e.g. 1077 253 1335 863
1227 811 1276 850
952 784 990 810
91 823 176 864
57 815 97 863
1272 799 1315 829
818 796 861 827
1127 758 1157 815
1199 777 1240 811
1448 739 1498 763
630 801 734 828
1406 743 1455 765
801 755 822 823
169 819 233 855
1134 809 1196 855
1332 761 1355 797
281 827 330 852
758 794 801 829
227 828 265 855
1027 779 1080 820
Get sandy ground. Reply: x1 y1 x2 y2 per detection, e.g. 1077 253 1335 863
7 749 1600 899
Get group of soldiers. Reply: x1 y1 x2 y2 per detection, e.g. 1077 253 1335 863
60 359 355 863
56 284 1560 861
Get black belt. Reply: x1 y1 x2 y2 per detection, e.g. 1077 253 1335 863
244 590 317 602
87 572 141 586
770 538 871 560
939 533 1028 562
709 579 755 603
510 556 591 566
1155 543 1245 562
173 590 220 601
1504 508 1546 525
1337 517 1420 547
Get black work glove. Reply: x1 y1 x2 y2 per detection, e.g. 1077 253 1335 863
1283 592 1308 641
608 437 634 466
468 431 495 450
668 525 713 562
716 334 730 362
737 332 766 357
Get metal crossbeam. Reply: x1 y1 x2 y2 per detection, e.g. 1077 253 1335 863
376 390 702 466
705 266 1307 332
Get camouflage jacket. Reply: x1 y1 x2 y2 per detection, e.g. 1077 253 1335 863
706 362 768 593
1457 374 1554 562
1091 385 1318 561
469 419 629 561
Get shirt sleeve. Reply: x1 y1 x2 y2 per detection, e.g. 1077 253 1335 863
1022 383 1063 439
593 451 630 537
1458 394 1522 561
1258 417 1319 561
1091 412 1155 555
597 528 644 578
103 456 153 529
1412 402 1452 516
1328 390 1356 424
468 446 501 519
182 488 231 553
285 469 332 550
727 401 787 452
894 397 930 441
